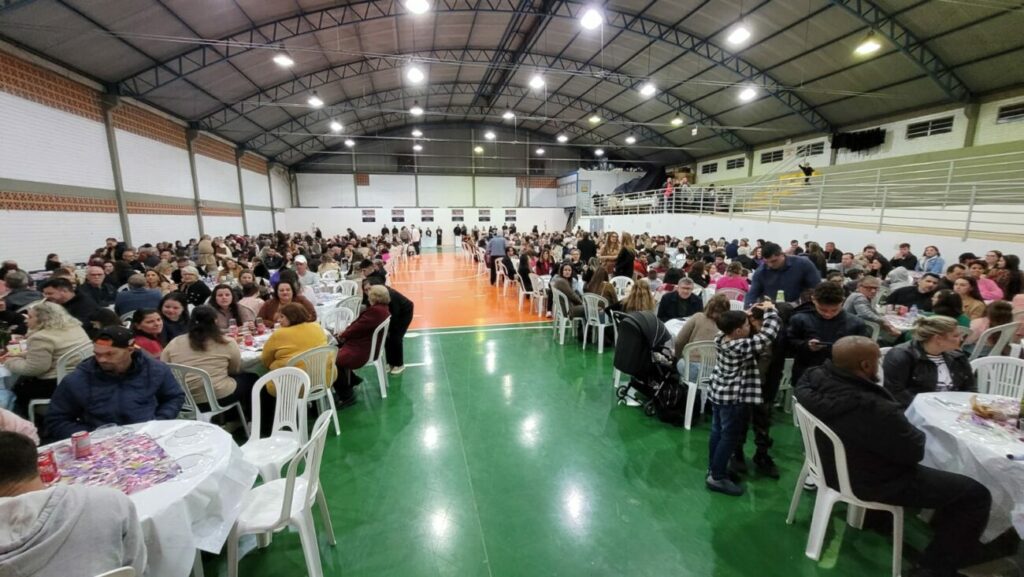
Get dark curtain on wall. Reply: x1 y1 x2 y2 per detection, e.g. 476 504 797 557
831 128 886 152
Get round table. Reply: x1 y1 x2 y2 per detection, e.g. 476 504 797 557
883 313 916 332
43 420 258 577
905 392 1024 541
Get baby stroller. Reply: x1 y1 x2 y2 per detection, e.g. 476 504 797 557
613 311 686 425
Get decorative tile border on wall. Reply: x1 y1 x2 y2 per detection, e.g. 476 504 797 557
0 191 232 216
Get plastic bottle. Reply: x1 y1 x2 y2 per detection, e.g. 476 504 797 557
908 305 918 321
775 289 786 303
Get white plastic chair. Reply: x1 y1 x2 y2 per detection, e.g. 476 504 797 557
93 568 136 577
15 299 45 313
788 403 904 577
776 358 796 417
320 307 354 335
288 346 342 436
320 269 340 282
357 316 391 398
515 275 531 311
241 367 311 482
528 273 547 316
226 411 336 577
167 363 250 437
334 279 360 297
968 321 1022 362
551 288 583 346
477 248 487 275
971 356 1024 401
863 320 881 342
581 294 615 353
715 287 746 302
679 341 716 430
337 294 362 319
496 261 510 295
29 341 93 424
609 276 634 299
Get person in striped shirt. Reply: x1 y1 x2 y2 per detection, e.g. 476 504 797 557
705 300 781 497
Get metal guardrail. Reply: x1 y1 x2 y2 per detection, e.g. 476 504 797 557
582 151 1024 242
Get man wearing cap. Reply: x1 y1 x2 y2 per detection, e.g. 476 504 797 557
293 255 319 287
45 327 184 441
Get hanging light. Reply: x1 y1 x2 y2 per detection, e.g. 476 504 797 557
411 129 423 137
344 139 355 147
691 127 699 136
671 115 685 127
855 31 882 55
579 7 603 30
594 148 604 157
409 101 424 116
406 65 425 84
403 0 430 14
502 110 516 120
329 120 343 132
535 148 546 155
639 82 656 97
484 131 496 140
413 144 423 152
727 25 751 45
474 146 484 154
588 114 601 124
556 134 569 143
307 92 324 107
738 87 757 102
272 52 294 68
529 74 545 90
625 134 636 145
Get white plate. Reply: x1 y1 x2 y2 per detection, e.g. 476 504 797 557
164 424 211 448
175 453 213 480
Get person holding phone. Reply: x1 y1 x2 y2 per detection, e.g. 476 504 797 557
785 282 870 386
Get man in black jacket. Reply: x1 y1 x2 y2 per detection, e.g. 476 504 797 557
887 273 940 312
785 282 869 386
656 278 703 322
889 242 918 271
40 278 98 326
577 232 597 263
364 277 414 376
795 336 990 577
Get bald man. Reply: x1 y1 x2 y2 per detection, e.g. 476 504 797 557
795 336 991 577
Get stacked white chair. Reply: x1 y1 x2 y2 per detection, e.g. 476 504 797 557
227 411 337 577
581 294 615 353
287 346 342 436
241 367 311 482
609 276 634 299
679 341 716 430
788 403 904 577
167 364 249 436
971 356 1024 400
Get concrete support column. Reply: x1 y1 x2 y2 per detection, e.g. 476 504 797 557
100 93 132 246
234 150 249 235
963 102 981 148
185 127 206 236
265 169 277 232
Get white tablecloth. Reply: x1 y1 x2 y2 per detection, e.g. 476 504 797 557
664 317 688 339
883 313 916 332
905 392 1024 541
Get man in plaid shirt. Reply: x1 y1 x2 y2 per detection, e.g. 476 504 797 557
706 301 781 496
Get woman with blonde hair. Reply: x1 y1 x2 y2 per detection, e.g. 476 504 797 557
621 279 656 313
144 269 174 295
613 232 636 279
2 301 91 418
882 314 974 408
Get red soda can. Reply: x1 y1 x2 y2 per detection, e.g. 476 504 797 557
244 333 254 347
38 450 60 483
71 431 92 459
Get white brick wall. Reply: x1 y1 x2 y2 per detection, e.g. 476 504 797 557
241 169 271 207
245 209 274 235
296 172 355 207
116 130 192 198
270 166 291 209
203 215 244 237
0 210 121 266
358 174 415 207
418 175 472 206
129 213 200 246
0 92 113 190
196 156 241 205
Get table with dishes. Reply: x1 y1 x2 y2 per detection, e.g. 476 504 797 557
40 420 258 577
905 392 1024 541
664 317 689 339
882 313 917 332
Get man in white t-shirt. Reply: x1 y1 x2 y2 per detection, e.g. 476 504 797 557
410 225 422 256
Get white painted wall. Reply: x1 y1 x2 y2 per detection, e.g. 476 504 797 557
296 172 355 207
196 156 240 205
697 153 751 182
129 213 200 246
241 169 271 207
0 210 121 266
577 169 638 198
528 187 558 207
270 166 291 209
418 175 473 207
358 174 416 207
116 130 192 198
273 211 287 234
833 109 969 166
472 176 516 208
579 212 1024 260
284 207 566 238
203 215 244 237
974 96 1024 147
245 209 274 235
0 92 113 190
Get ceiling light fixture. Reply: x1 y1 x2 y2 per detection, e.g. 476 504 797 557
502 110 516 120
588 114 601 124
738 87 757 102
413 144 423 152
625 135 636 145
344 139 355 147
691 127 699 136
329 120 343 132
639 82 656 97
474 146 484 154
535 147 545 155
727 25 751 45
409 101 424 116
403 0 430 14
272 53 294 68
307 92 324 107
594 148 604 157
411 129 423 137
406 65 425 83
580 7 603 30
855 31 882 55
671 115 685 127
529 74 545 90
556 134 568 143
484 131 496 140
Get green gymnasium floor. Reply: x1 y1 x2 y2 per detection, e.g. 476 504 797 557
204 322 919 577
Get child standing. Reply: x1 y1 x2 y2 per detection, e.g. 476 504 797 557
706 301 781 496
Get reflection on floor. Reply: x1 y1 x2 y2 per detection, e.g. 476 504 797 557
205 249 914 576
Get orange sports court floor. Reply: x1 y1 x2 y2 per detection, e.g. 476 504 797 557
388 247 547 330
